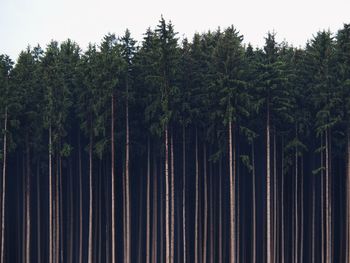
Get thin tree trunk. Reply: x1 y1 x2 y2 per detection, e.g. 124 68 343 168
88 122 93 263
146 137 151 263
55 155 59 263
281 137 285 263
203 142 208 263
347 128 350 263
252 141 256 263
170 132 175 263
126 84 130 263
26 134 31 263
182 126 186 263
299 157 304 263
49 125 53 263
137 179 143 263
321 134 324 263
273 130 277 263
0 108 7 263
219 157 222 263
267 108 271 263
78 132 83 263
229 120 235 263
69 157 74 263
209 156 214 263
152 150 157 263
325 129 330 263
37 161 41 263
165 127 170 263
195 128 199 263
111 93 116 263
295 132 298 263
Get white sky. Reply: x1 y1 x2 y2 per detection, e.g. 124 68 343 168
1 0 350 60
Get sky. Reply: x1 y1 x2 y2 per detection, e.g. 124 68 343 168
1 0 350 60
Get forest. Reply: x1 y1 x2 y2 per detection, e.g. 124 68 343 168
1 17 350 263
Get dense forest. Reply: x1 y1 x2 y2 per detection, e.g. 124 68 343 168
1 17 350 263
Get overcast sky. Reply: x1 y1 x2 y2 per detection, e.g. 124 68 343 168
1 0 349 60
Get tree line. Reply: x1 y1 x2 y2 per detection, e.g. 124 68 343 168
1 17 350 262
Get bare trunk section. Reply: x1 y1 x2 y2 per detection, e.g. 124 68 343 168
219 157 222 263
203 142 208 263
170 132 175 263
325 129 330 263
229 121 235 263
195 128 199 263
152 150 158 263
0 108 7 263
347 128 350 263
125 84 130 263
281 137 285 263
111 94 116 263
146 137 151 263
26 135 31 263
37 161 41 263
49 126 53 263
88 122 93 263
273 129 277 263
252 141 256 263
137 180 143 263
182 126 186 263
78 132 83 263
321 134 324 263
165 127 170 263
295 132 298 263
267 108 271 263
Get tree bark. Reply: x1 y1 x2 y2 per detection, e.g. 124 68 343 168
219 157 222 263
182 126 186 263
347 128 350 263
49 125 53 263
170 132 175 263
267 108 271 263
203 142 208 263
88 122 93 263
125 82 130 263
281 137 285 263
37 161 41 263
229 120 235 263
252 141 256 263
78 132 83 263
152 150 158 263
146 137 151 263
325 129 330 263
111 93 116 263
0 108 7 263
195 128 199 263
165 127 170 263
26 134 31 263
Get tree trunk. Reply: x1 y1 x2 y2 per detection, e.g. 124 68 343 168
182 126 186 263
0 108 7 263
55 155 59 263
295 132 298 263
111 93 116 263
152 150 158 263
347 128 350 263
281 137 285 263
229 121 235 263
219 157 222 263
252 141 256 263
26 134 31 263
88 122 93 263
165 127 170 263
78 132 83 263
321 134 324 263
49 125 53 263
37 161 41 263
195 128 199 263
170 132 175 263
125 84 130 263
273 129 277 263
325 129 330 263
146 137 151 263
137 179 143 263
267 109 271 263
203 142 208 263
